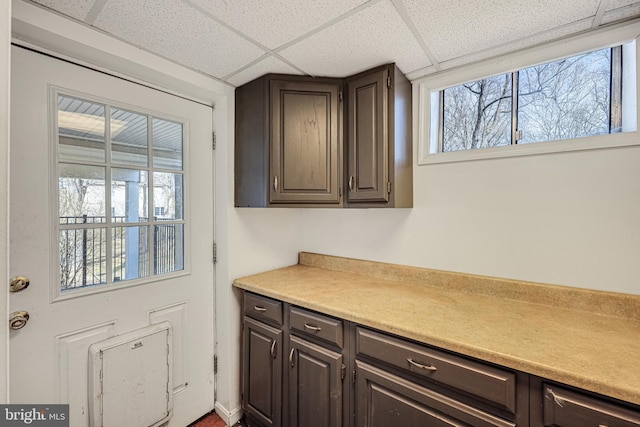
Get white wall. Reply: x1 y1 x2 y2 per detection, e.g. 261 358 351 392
0 0 10 404
227 143 640 303
295 146 640 295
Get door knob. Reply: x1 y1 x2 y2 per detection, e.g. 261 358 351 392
9 311 29 330
10 276 30 292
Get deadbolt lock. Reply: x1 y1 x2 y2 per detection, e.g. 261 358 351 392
9 311 29 330
10 276 30 293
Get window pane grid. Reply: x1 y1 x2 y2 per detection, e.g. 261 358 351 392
56 94 185 292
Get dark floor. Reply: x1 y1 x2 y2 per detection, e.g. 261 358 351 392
190 411 246 427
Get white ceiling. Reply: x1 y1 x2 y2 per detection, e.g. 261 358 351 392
27 0 640 87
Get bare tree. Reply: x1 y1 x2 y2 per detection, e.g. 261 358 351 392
59 172 107 289
442 48 611 151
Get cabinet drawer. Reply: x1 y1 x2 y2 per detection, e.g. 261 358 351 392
356 327 517 413
244 292 283 326
356 361 514 427
290 306 343 348
542 384 640 427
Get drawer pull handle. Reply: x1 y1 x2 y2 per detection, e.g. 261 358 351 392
253 305 267 312
407 358 437 372
270 340 277 359
304 323 322 332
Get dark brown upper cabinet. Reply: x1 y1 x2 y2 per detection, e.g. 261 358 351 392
235 75 342 207
345 64 412 208
270 80 342 205
234 64 412 208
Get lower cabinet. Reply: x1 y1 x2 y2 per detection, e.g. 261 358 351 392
243 316 283 427
241 291 640 427
287 335 344 427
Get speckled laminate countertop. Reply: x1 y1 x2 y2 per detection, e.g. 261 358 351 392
233 252 640 406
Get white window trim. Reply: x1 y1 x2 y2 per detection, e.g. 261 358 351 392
415 18 640 165
50 85 192 302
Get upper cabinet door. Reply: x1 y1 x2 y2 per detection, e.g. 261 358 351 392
346 67 389 203
270 80 341 205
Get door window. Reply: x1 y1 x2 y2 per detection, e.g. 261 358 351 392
56 93 186 294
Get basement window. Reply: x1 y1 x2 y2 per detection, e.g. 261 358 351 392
441 46 620 152
420 35 638 164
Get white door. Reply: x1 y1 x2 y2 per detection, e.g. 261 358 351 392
9 46 215 427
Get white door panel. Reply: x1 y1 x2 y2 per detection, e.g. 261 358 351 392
9 46 215 427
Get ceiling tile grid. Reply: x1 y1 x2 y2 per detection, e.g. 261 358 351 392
187 0 370 50
225 54 303 87
278 0 431 78
92 0 266 78
23 0 640 87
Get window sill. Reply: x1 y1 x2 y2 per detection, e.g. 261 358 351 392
417 131 640 165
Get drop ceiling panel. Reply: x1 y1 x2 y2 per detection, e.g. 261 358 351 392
226 55 302 87
439 19 593 73
32 0 96 21
279 0 430 78
608 0 640 10
603 2 640 23
92 0 266 78
189 0 369 49
401 0 601 63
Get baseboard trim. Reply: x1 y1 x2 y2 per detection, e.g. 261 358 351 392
214 401 243 426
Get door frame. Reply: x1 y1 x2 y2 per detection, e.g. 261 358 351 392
1 0 11 404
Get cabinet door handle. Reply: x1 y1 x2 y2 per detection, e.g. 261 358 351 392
273 175 278 192
348 175 354 192
407 358 437 372
270 340 277 359
289 348 296 367
253 305 267 312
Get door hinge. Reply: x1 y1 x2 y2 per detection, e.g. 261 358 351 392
339 91 343 102
213 242 218 264
214 354 218 375
212 132 217 150
386 181 392 194
387 76 392 88
341 364 346 381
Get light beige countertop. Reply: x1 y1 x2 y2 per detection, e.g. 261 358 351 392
233 252 640 406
